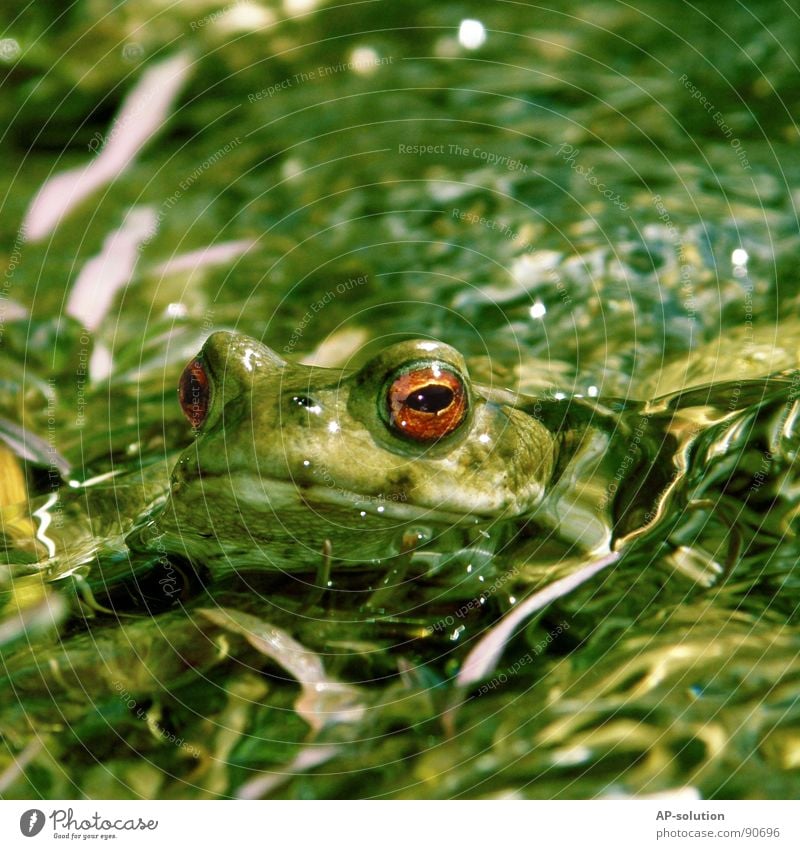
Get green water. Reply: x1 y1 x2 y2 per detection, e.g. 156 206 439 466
1 0 800 799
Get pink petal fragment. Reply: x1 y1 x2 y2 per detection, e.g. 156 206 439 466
199 607 365 732
66 206 157 331
152 239 256 276
236 744 341 799
457 549 621 687
0 737 45 795
23 51 193 242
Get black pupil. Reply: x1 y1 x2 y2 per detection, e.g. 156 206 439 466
292 395 316 407
405 384 454 413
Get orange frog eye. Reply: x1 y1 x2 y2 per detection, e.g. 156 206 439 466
178 357 211 429
386 364 468 441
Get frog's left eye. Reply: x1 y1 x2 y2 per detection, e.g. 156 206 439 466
386 364 467 441
178 357 211 429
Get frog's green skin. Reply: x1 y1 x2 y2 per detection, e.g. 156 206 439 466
143 332 564 573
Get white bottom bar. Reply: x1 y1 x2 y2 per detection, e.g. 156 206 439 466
1 800 798 849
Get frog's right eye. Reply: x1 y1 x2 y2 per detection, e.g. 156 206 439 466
385 362 468 442
178 357 211 429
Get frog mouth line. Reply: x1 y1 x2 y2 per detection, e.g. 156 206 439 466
226 473 513 525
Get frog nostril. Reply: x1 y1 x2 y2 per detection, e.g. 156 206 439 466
289 395 323 416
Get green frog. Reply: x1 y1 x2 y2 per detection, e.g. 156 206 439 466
139 331 681 577
142 331 562 575
3 330 616 593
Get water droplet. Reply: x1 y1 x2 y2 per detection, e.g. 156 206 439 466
731 247 749 266
458 19 486 49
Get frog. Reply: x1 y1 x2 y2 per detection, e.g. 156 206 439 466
1 330 588 599
140 322 800 591
136 330 683 579
139 331 559 575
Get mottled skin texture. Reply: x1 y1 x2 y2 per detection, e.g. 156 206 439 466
150 332 559 572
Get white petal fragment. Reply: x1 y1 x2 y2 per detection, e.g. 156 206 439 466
199 607 365 732
457 550 621 687
66 206 157 332
153 239 256 276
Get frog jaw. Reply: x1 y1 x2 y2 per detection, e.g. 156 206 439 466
227 472 537 526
